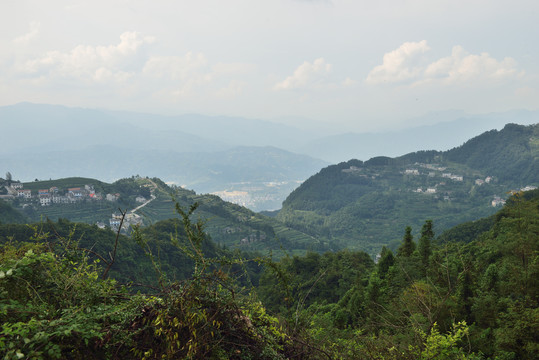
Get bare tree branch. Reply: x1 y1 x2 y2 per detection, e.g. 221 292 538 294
102 208 126 280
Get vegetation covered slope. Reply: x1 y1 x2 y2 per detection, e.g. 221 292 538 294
278 123 538 255
258 189 539 359
2 189 536 359
442 122 539 184
0 204 322 360
0 216 224 288
6 176 321 255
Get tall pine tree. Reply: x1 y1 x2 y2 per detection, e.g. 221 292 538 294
418 220 434 277
397 226 415 257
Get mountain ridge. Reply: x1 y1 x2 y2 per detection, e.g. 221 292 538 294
278 123 539 255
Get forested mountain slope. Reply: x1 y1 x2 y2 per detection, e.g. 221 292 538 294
278 123 538 255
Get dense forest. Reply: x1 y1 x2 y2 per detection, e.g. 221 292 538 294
1 189 538 359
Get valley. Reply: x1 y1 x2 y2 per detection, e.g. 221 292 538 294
2 122 537 258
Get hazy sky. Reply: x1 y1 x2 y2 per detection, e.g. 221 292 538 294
2 0 538 131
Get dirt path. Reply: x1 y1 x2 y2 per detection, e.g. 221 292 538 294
130 179 158 214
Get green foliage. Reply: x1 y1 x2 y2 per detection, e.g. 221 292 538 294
0 240 140 359
397 226 416 257
418 220 434 275
437 216 494 244
0 201 329 359
413 321 479 360
0 200 27 224
1 161 538 359
258 190 539 359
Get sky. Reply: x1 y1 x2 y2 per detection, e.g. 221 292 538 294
1 0 538 132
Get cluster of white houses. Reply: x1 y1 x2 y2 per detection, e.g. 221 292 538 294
6 183 121 207
107 212 144 232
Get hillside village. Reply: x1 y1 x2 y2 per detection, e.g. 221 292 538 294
341 162 537 207
1 181 149 231
3 181 145 204
3 182 108 205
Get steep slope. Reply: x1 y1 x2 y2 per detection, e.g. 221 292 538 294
278 123 538 255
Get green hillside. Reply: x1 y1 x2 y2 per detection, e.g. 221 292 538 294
5 176 320 255
137 180 324 254
278 123 539 255
443 122 539 184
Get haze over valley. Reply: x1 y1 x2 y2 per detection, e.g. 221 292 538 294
2 103 537 210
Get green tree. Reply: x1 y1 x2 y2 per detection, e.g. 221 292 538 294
377 246 394 279
5 171 12 187
398 226 415 257
418 220 434 277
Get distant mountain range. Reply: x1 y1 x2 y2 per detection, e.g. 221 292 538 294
0 144 327 211
1 102 538 210
1 123 537 256
298 110 539 162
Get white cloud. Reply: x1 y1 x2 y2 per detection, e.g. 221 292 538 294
365 40 430 84
9 29 257 102
424 46 521 84
13 22 41 44
366 41 522 86
274 58 332 90
16 31 154 83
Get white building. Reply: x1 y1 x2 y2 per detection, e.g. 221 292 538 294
492 196 506 207
39 195 51 206
106 193 119 202
17 189 32 199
